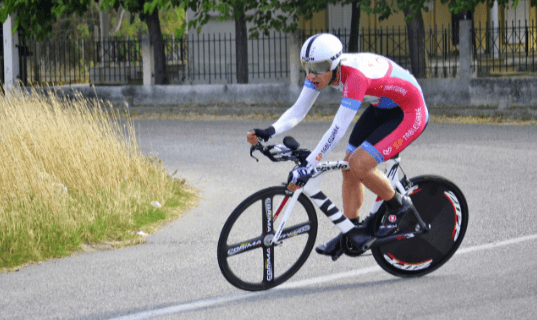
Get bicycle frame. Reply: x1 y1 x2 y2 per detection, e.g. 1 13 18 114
270 157 411 246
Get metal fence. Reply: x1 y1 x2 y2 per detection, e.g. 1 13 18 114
473 20 537 76
18 36 143 86
296 22 536 79
13 22 537 86
160 31 290 84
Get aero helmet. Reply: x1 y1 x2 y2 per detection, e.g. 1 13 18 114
300 33 343 75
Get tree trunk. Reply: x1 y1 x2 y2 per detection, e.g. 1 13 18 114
145 8 168 84
403 7 426 78
234 4 248 84
348 0 361 52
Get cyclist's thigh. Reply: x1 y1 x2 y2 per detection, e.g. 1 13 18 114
353 106 405 163
347 105 393 154
369 102 428 162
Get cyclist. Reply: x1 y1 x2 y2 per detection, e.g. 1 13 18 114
247 33 429 259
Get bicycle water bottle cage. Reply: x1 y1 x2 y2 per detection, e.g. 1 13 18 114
283 136 300 150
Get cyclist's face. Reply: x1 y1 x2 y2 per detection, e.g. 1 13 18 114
307 70 333 90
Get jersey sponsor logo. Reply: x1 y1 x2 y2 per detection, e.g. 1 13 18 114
316 153 323 161
383 147 392 156
341 97 361 111
320 125 340 154
393 138 404 150
341 99 353 107
383 85 408 96
402 108 423 141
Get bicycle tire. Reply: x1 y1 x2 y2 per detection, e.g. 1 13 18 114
217 186 318 291
371 175 469 278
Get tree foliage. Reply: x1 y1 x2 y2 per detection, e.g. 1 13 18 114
185 0 533 40
185 0 359 38
0 0 186 39
362 0 533 22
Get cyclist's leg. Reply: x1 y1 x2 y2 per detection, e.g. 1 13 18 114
347 148 394 201
342 151 364 220
316 106 382 258
362 104 428 235
342 105 386 220
344 106 404 219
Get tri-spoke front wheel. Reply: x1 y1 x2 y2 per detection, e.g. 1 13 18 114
217 186 318 291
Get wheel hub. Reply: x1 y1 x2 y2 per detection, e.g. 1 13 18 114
263 233 278 247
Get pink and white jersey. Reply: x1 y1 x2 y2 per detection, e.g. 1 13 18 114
335 53 426 110
271 52 428 169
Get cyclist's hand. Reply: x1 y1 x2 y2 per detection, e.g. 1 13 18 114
287 166 316 191
247 127 276 145
247 130 259 145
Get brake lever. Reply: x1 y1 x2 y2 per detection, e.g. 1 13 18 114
250 145 259 162
250 143 263 162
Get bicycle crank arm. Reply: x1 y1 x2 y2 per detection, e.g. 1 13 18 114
409 206 430 233
371 230 428 248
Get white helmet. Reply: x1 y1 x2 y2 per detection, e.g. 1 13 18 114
300 33 343 75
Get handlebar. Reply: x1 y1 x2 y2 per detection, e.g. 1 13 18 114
250 136 311 166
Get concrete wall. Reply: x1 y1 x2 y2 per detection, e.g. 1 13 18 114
59 76 537 110
470 77 537 108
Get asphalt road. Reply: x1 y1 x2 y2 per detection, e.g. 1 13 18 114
1 120 536 320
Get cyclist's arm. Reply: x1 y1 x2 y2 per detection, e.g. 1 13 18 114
302 69 370 169
271 79 320 136
304 97 362 170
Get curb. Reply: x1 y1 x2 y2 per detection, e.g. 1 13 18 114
121 103 537 120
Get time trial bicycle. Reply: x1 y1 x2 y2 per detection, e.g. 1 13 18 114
217 136 468 291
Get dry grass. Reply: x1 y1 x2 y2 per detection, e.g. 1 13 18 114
428 114 537 125
0 88 196 271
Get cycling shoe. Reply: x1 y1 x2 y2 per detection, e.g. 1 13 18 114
377 195 414 237
315 233 342 256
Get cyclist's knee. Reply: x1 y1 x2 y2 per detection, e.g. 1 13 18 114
342 151 354 177
348 149 377 178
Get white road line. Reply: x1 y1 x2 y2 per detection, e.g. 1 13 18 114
110 234 537 320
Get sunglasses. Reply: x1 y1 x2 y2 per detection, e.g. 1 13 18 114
301 59 332 75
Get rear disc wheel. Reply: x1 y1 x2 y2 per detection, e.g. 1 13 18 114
371 176 469 277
